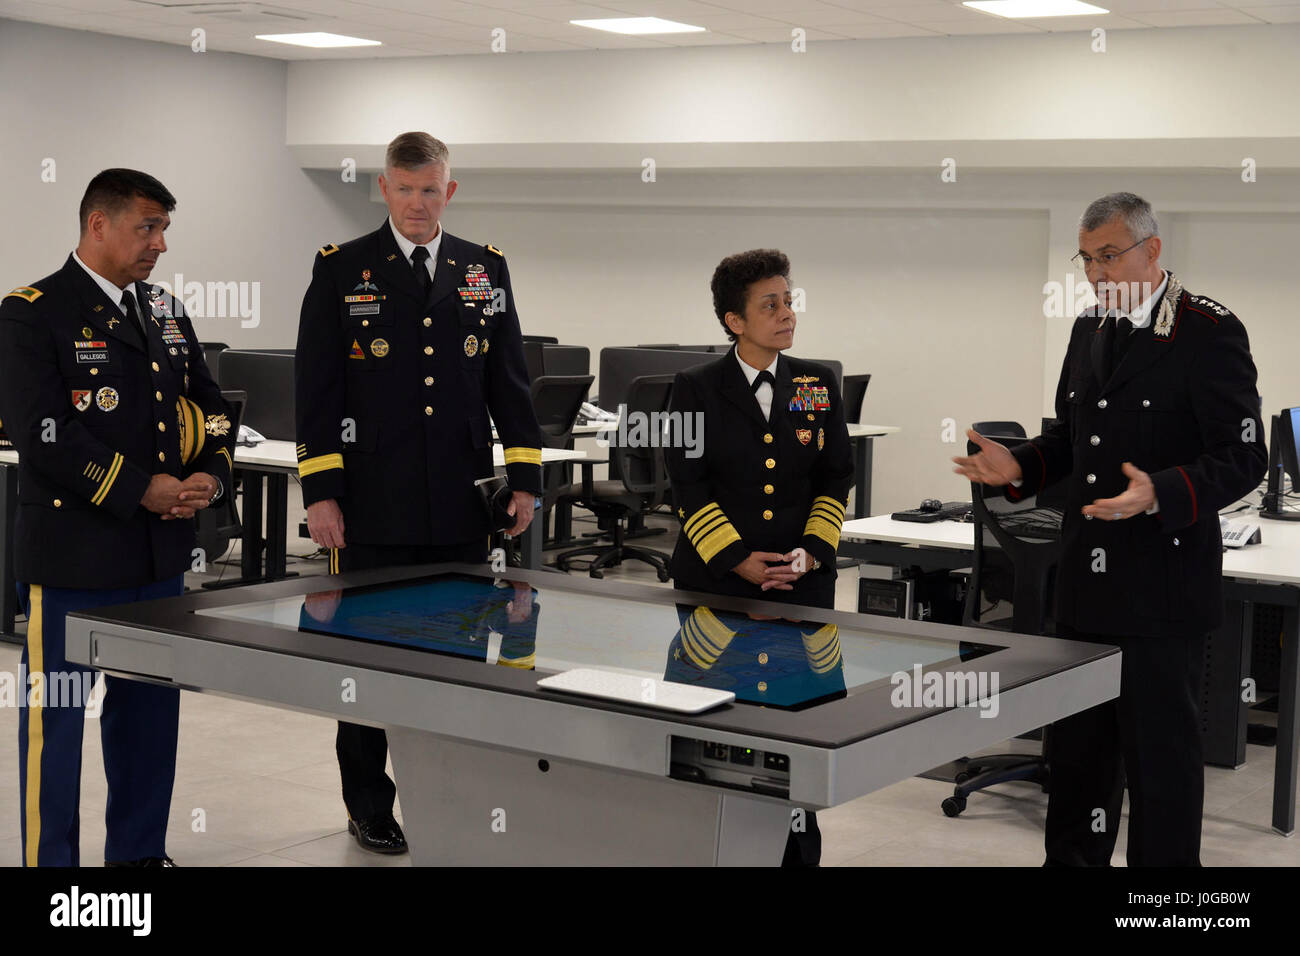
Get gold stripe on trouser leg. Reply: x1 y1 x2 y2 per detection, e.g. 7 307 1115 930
24 585 44 867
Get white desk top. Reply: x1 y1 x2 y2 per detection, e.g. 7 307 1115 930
843 513 1300 587
0 442 586 474
849 423 900 438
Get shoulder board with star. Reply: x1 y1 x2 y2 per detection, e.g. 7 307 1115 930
319 243 340 258
4 286 43 304
484 243 504 258
1183 292 1232 323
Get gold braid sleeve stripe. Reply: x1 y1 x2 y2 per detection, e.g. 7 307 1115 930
696 523 741 563
503 447 542 466
90 453 123 506
298 453 344 478
681 608 736 668
217 447 233 474
683 502 722 538
801 624 842 673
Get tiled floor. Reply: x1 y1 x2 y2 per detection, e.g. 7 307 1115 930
0 506 1296 867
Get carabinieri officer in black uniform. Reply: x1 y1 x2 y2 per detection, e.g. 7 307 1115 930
664 249 853 865
954 193 1267 867
0 169 234 867
295 132 543 854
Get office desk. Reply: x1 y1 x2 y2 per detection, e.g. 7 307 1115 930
225 441 587 585
0 444 587 634
65 564 1119 865
846 424 901 519
839 514 1300 836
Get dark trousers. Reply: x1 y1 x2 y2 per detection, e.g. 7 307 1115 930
1044 629 1205 867
17 576 184 866
330 540 488 821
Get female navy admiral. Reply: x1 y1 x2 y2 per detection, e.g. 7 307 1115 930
664 249 853 609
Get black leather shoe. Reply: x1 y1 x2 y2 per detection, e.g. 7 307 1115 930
347 815 408 854
106 856 176 867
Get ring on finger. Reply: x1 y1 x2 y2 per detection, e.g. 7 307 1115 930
1112 511 1122 520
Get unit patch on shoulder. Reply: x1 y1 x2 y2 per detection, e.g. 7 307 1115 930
319 243 340 257
5 286 42 303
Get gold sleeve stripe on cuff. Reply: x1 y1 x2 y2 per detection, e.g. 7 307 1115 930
808 506 844 527
497 653 536 669
217 447 233 474
683 503 723 537
803 516 842 549
503 447 542 466
812 495 846 516
687 512 731 546
696 523 741 563
90 453 123 506
298 452 344 478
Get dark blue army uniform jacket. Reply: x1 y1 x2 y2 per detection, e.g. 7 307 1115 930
1008 279 1267 637
665 349 854 605
0 257 234 589
294 222 542 546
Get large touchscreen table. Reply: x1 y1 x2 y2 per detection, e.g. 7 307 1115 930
65 566 1119 866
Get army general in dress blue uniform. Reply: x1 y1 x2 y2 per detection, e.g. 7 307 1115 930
0 169 234 866
295 132 543 854
664 249 854 865
954 193 1268 866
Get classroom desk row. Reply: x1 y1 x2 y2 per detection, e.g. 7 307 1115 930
838 513 1300 838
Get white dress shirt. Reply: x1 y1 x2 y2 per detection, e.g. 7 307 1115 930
736 349 779 421
1108 269 1168 329
388 217 443 283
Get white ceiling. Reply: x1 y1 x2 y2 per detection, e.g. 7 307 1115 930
1 0 1297 59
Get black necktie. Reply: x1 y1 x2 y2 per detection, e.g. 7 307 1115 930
410 246 432 299
119 290 146 341
1111 316 1134 367
751 369 775 394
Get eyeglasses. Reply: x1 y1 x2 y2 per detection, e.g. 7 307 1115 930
1071 236 1152 271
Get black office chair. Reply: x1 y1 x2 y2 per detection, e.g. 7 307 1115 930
194 389 245 571
199 341 230 383
522 335 559 344
528 374 594 546
522 341 547 382
554 374 675 581
941 421 1062 818
842 373 872 425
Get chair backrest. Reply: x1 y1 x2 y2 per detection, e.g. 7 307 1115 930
522 334 559 344
962 421 1061 635
530 375 593 448
842 373 872 424
616 373 676 508
522 341 547 382
218 350 296 440
199 341 230 382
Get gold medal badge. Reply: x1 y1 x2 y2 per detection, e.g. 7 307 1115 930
464 334 479 357
796 429 812 445
817 428 824 450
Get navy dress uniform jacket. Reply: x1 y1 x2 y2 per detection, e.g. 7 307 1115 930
0 257 235 589
1007 281 1267 638
665 349 854 604
294 222 543 547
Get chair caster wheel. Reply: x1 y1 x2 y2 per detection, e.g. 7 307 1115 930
589 569 604 579
657 569 670 582
941 796 967 818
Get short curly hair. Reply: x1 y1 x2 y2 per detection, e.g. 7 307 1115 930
710 249 790 342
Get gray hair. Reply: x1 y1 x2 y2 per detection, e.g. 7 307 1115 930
385 132 449 173
1079 192 1159 241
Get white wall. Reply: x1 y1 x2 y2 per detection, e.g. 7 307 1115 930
0 18 377 348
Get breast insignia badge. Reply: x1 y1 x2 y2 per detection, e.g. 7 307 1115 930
349 339 365 360
95 386 119 412
796 429 812 445
817 428 825 451
464 334 479 357
370 338 389 358
72 390 91 412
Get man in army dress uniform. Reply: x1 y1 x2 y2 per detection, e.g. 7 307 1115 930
954 192 1267 866
295 132 543 854
0 168 234 866
664 249 853 866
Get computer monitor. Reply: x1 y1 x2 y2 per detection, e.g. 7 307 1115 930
1260 407 1300 521
595 347 716 413
541 345 590 377
217 350 296 441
